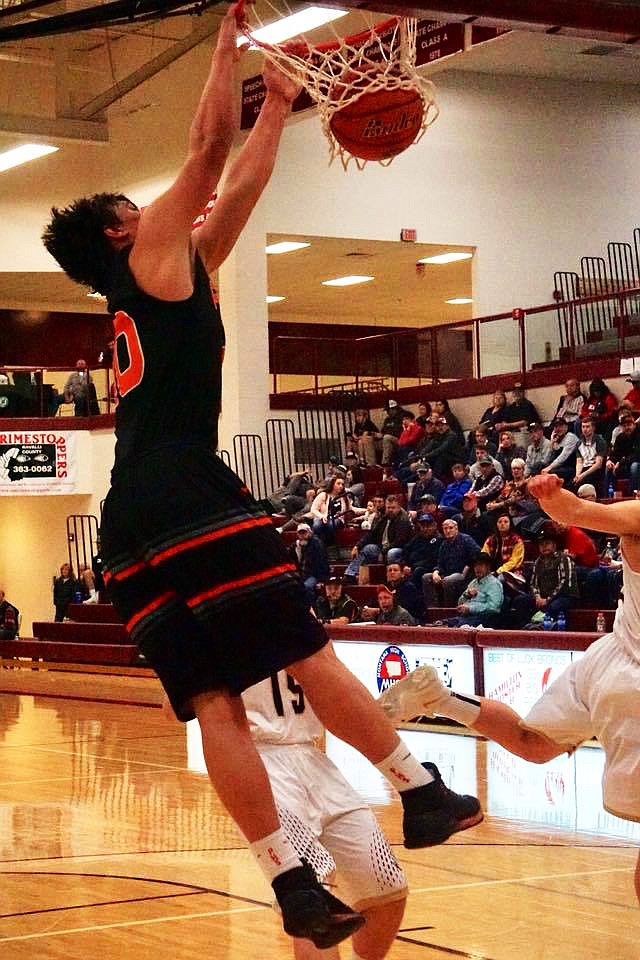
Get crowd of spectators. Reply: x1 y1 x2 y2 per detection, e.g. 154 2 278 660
278 376 635 630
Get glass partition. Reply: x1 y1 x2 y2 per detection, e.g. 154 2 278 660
0 365 113 418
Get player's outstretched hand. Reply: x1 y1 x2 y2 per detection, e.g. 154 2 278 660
527 473 564 501
378 665 452 722
263 58 302 105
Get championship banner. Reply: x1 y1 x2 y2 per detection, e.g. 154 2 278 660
240 19 464 130
0 430 78 495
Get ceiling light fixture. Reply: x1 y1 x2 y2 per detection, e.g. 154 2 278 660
0 142 58 173
265 241 311 254
418 252 473 264
266 295 286 303
446 297 473 304
322 275 375 287
240 6 348 47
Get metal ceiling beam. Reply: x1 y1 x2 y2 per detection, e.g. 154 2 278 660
0 110 108 141
76 8 221 119
333 0 640 39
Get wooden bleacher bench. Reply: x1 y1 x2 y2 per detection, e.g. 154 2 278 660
67 603 124 624
0 638 139 666
32 621 129 644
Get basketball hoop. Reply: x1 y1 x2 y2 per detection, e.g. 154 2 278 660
236 2 439 170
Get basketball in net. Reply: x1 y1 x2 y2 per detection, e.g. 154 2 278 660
236 5 439 170
329 86 425 163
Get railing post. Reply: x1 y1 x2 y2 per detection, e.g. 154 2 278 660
513 308 526 380
473 319 480 379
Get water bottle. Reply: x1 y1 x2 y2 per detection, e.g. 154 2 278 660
596 611 606 633
605 539 616 560
556 610 566 631
608 482 615 499
73 589 82 603
543 612 552 631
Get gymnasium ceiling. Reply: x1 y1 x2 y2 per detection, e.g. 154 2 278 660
1 0 639 318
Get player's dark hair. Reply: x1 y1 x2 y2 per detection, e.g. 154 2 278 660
42 192 131 295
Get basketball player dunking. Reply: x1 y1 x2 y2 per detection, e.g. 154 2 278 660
42 4 481 947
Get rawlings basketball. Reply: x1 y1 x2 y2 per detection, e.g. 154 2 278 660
329 86 424 162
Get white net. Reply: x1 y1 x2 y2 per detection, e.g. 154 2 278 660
239 5 439 170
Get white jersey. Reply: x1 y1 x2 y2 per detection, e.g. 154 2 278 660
524 550 640 821
242 671 323 745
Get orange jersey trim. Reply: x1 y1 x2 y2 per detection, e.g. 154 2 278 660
187 563 296 609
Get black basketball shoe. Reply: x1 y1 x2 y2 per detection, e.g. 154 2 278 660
401 761 483 848
272 860 365 948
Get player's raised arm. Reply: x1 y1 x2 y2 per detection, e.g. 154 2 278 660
193 58 301 273
129 4 242 298
527 473 640 536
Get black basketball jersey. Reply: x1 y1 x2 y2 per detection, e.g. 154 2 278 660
106 248 225 472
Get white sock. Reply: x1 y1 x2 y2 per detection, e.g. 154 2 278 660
375 741 434 792
250 828 303 883
440 692 482 727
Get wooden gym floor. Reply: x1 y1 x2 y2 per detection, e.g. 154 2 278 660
0 670 638 960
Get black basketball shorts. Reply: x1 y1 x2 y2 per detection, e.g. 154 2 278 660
100 447 327 720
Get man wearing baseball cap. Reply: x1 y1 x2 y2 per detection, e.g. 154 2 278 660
314 576 360 626
541 417 579 483
372 584 417 627
525 421 553 476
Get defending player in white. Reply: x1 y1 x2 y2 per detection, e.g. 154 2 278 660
379 473 640 906
242 672 407 959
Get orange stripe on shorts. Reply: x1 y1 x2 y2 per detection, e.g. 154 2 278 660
150 515 273 566
187 563 296 609
126 590 177 634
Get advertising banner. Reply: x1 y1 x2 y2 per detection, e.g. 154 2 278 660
0 430 78 496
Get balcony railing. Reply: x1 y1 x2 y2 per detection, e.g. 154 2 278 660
271 285 640 396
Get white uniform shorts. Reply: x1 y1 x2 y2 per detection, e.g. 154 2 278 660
524 632 640 822
258 742 407 909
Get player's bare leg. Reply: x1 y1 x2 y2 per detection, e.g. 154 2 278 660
290 644 482 846
635 851 640 905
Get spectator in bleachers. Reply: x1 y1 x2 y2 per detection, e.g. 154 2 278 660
453 491 488 545
478 390 508 443
521 528 579 624
402 512 442 592
432 399 464 441
551 378 586 431
309 475 351 545
573 415 606 495
607 410 640 493
482 512 525 583
406 462 444 514
495 430 526 481
468 444 504 482
356 498 381 531
581 378 618 442
268 469 315 517
496 383 541 435
370 584 417 627
63 358 99 417
577 482 597 501
78 562 98 604
422 518 478 612
485 458 537 523
465 425 497 466
582 537 623 610
448 552 504 628
396 411 425 466
53 562 77 622
438 462 472 518
415 401 432 428
620 373 640 417
289 523 330 603
346 408 381 466
314 575 359 626
552 520 599 598
541 417 579 483
422 418 467 480
380 399 410 469
344 494 413 583
470 455 505 511
0 589 19 640
344 463 365 507
525 421 553 476
384 562 424 622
